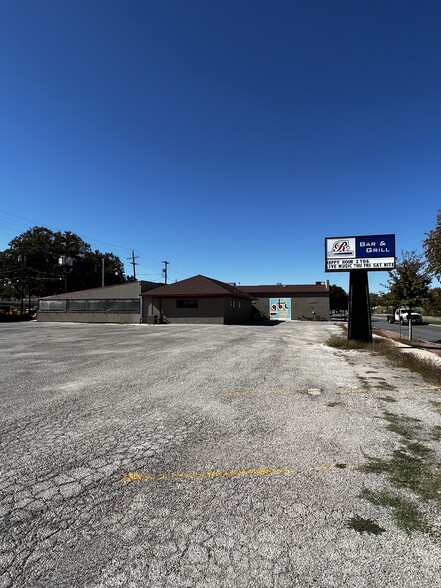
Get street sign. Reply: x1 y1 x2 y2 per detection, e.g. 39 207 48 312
325 234 395 272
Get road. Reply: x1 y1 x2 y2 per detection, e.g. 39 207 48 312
1 321 441 587
372 315 441 344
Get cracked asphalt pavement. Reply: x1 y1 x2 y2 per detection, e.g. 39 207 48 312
1 321 441 587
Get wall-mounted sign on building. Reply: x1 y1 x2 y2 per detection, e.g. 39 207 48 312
269 298 291 320
325 235 395 272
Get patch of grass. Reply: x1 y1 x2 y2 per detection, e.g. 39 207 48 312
327 335 441 388
431 401 441 415
382 411 422 440
362 447 441 504
360 489 429 535
327 401 341 407
379 396 397 403
405 441 433 457
361 412 441 508
347 515 386 535
357 376 371 390
328 334 441 536
388 352 441 388
326 336 394 354
374 382 397 391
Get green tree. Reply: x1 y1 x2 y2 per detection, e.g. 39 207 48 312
423 210 441 282
0 227 126 300
385 251 431 339
376 291 400 313
369 293 380 309
423 288 441 317
329 284 348 311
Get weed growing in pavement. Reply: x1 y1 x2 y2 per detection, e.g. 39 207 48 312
382 411 422 439
326 401 342 407
347 515 386 535
326 334 441 387
360 410 441 538
327 336 393 353
363 412 440 504
357 375 372 390
328 335 441 537
359 489 429 535
374 382 397 391
379 396 397 403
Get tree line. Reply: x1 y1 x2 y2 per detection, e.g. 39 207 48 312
0 226 126 299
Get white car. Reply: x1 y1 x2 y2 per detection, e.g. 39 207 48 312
386 308 423 324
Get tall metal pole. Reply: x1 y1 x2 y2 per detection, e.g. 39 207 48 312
102 257 105 287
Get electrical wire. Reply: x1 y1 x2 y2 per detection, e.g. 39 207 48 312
0 209 190 280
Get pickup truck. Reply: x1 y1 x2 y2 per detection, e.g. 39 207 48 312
386 308 423 325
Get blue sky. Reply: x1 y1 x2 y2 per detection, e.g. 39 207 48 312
1 1 440 293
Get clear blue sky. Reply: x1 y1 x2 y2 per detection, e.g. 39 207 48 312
1 1 440 293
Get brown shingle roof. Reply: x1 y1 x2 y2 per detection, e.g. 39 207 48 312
141 275 254 300
238 284 329 296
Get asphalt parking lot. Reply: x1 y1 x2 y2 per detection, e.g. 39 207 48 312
1 321 441 587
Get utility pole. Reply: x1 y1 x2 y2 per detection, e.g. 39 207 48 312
102 257 105 287
162 260 170 284
58 256 74 293
128 250 138 280
18 254 26 316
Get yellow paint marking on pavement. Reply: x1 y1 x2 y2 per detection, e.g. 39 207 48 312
123 467 293 484
122 465 356 484
315 464 355 471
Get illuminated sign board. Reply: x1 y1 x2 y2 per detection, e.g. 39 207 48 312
325 234 395 272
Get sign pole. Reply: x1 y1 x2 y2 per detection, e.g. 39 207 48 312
348 269 372 342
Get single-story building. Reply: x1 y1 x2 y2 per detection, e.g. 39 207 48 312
238 282 330 321
37 281 159 324
142 275 254 324
37 275 330 325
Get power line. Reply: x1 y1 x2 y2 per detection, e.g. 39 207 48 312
0 209 192 280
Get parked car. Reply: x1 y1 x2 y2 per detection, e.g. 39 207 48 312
386 307 423 324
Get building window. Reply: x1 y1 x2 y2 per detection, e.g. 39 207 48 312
230 300 241 309
69 300 106 312
176 299 198 309
107 299 140 313
39 300 67 312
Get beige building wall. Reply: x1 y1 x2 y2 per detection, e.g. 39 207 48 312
37 312 139 324
252 295 330 321
144 297 253 324
146 297 224 323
